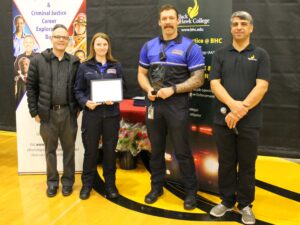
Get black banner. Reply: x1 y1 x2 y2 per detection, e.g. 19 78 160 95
160 0 232 193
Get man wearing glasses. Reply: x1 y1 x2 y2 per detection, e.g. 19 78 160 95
27 24 80 197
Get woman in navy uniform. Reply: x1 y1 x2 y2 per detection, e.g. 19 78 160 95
75 32 123 200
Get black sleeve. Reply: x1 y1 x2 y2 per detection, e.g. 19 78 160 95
116 62 126 97
26 55 39 117
209 50 222 81
257 48 271 82
74 64 89 108
116 62 123 79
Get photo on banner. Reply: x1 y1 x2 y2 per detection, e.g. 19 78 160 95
13 0 87 174
159 0 232 193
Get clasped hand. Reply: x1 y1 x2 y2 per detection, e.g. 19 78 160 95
225 112 239 129
226 101 250 129
229 100 249 119
147 87 174 101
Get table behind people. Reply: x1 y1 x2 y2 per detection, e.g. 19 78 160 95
120 99 146 124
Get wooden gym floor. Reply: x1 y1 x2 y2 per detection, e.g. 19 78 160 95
0 131 299 225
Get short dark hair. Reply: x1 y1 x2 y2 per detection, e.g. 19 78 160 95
18 56 29 68
74 49 85 56
14 15 24 25
159 4 179 19
52 24 68 32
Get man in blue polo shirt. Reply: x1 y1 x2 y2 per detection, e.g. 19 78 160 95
138 4 205 210
209 11 270 224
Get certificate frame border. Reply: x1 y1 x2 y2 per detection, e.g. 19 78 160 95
90 78 123 103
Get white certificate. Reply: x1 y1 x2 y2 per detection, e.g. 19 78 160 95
91 79 123 103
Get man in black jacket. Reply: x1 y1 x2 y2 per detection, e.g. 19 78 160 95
27 24 80 197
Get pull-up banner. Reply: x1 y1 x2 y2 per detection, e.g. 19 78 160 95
160 0 232 193
13 0 87 173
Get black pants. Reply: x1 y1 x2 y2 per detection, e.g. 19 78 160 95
40 108 77 187
214 124 259 209
81 109 120 188
146 97 198 195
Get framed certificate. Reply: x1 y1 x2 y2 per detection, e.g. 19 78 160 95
91 78 123 103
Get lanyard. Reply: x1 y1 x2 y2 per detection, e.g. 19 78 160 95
96 63 107 74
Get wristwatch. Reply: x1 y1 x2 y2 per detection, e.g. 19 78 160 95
172 84 177 94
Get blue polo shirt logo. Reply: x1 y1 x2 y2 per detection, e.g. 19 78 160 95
172 49 184 56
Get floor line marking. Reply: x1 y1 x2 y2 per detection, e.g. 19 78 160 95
49 199 81 225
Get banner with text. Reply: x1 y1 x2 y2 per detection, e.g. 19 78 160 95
13 0 87 173
160 0 232 193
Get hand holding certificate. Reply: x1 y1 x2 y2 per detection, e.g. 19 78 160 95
91 78 123 103
85 100 102 110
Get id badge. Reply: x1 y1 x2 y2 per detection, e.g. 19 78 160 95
147 105 154 120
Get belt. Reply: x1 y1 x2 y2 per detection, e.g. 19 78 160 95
51 104 68 110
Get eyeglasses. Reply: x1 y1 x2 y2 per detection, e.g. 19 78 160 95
52 35 69 41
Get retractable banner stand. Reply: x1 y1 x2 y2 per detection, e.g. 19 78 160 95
13 0 87 173
160 0 232 193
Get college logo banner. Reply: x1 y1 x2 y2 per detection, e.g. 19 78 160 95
160 0 232 193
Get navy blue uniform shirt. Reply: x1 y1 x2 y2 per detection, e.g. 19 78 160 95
74 58 123 117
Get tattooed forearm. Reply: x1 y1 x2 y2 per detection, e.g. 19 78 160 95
176 69 204 93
